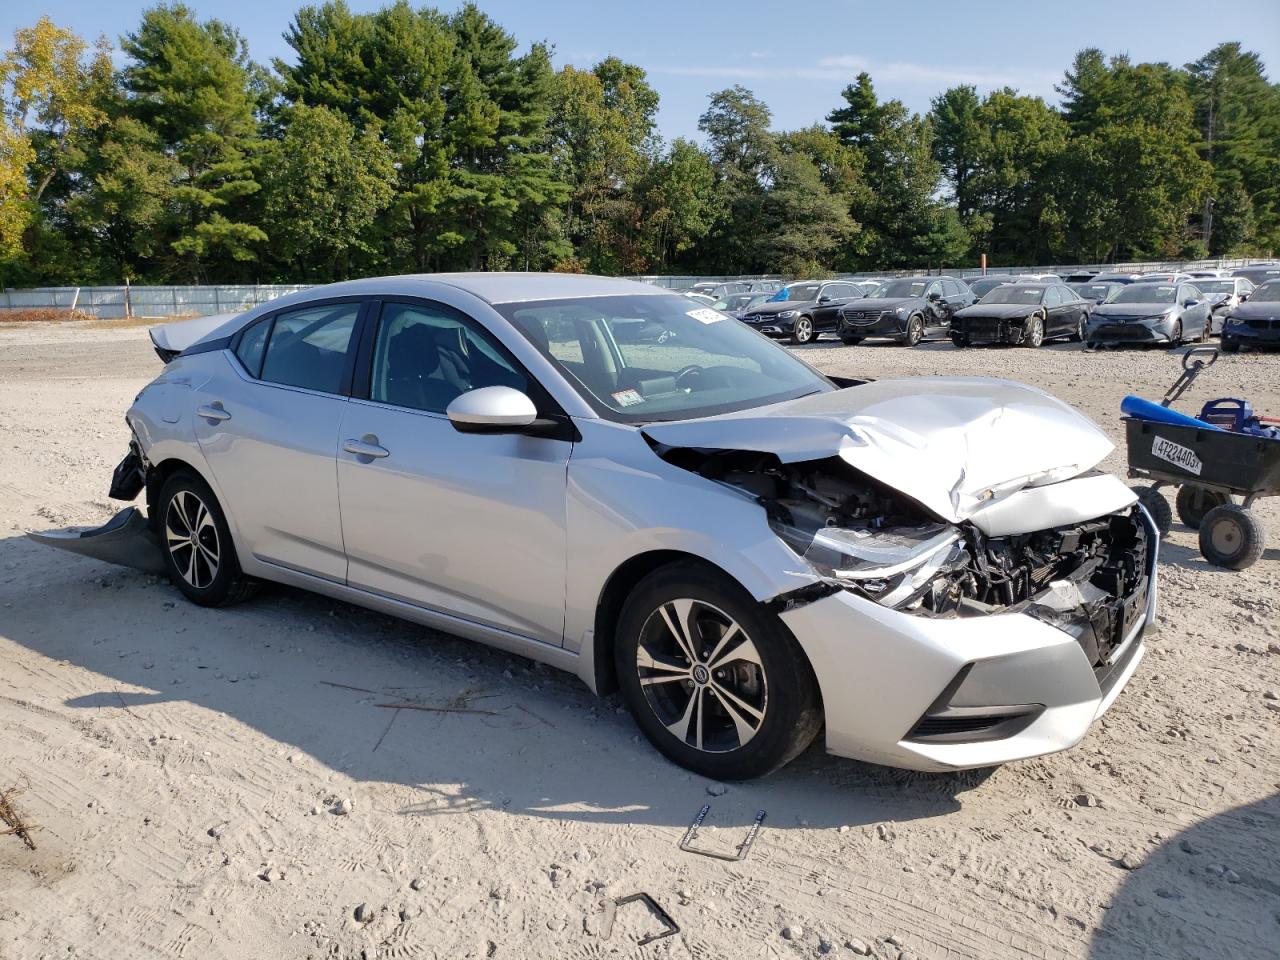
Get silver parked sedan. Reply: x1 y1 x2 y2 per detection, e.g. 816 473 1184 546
33 274 1157 779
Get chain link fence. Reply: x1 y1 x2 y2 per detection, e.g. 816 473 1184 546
1 259 1271 319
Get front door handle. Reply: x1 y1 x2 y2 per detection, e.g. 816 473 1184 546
343 436 390 460
196 403 231 422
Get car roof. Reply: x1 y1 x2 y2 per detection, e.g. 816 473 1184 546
309 272 672 305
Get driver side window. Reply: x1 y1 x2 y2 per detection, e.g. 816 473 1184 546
370 302 526 415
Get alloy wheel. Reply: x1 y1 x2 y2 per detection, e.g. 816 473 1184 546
634 598 768 753
165 489 220 589
1027 315 1044 347
794 317 813 343
906 316 923 346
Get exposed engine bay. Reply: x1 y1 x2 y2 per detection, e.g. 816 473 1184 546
654 445 1151 668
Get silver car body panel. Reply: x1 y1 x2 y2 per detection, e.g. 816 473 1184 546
32 274 1155 772
643 377 1115 523
149 312 242 356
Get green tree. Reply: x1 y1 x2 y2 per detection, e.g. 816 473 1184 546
635 138 718 272
259 105 394 280
120 3 268 279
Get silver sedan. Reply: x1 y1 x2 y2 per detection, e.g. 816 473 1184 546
33 274 1157 779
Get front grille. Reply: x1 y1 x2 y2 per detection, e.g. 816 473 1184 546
961 318 1007 336
842 310 887 324
1246 318 1280 330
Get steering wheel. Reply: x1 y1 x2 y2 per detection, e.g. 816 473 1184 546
674 364 706 390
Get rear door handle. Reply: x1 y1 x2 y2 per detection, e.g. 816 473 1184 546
196 403 231 422
343 437 390 460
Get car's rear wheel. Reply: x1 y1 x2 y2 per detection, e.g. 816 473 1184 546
615 563 822 780
158 471 257 607
791 316 814 345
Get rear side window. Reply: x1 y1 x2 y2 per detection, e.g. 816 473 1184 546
259 303 360 394
234 316 271 377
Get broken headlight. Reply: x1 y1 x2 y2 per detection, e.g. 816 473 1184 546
799 523 966 609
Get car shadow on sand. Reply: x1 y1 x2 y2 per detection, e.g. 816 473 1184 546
2 531 991 834
1088 792 1279 960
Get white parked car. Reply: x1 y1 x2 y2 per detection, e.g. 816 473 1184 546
32 274 1157 779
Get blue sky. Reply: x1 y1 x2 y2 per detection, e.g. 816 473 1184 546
7 0 1280 141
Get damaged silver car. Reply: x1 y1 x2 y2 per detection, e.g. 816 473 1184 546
31 274 1157 779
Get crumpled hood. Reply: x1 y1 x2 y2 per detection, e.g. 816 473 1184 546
643 377 1114 523
954 303 1040 320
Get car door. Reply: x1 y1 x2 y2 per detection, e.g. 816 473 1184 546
193 299 365 582
810 283 852 331
922 281 948 333
1041 285 1066 336
335 298 573 645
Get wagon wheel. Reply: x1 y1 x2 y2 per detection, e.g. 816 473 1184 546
1133 484 1172 538
1199 504 1266 570
1174 486 1229 530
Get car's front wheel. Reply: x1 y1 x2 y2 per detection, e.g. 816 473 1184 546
901 314 924 347
790 316 815 345
615 562 822 780
1022 313 1044 348
158 470 257 607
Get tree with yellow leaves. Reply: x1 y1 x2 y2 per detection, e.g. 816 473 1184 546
0 17 111 257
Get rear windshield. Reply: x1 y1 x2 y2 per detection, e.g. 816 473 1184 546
1071 283 1114 299
1111 284 1177 304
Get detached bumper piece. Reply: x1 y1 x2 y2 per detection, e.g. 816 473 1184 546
109 443 146 501
26 506 167 574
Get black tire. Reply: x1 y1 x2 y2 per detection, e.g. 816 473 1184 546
790 316 815 345
1199 504 1265 570
1133 484 1172 538
901 314 924 347
614 561 822 780
839 333 863 346
950 333 970 348
1169 320 1183 347
157 470 257 607
1222 337 1239 354
1175 486 1229 530
1022 313 1044 348
1069 316 1086 342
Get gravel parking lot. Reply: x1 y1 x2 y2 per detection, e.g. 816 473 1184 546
1 320 1277 960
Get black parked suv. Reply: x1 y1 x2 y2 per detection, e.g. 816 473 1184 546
737 280 865 344
836 276 975 346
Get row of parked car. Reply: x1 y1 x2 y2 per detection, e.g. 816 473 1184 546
684 263 1280 351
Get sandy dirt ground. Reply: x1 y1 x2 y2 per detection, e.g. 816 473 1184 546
0 319 1277 960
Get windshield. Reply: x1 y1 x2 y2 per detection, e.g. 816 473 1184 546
774 282 820 302
497 294 832 423
980 286 1046 305
968 278 1009 296
1251 281 1280 303
871 279 928 299
1195 281 1235 297
1111 284 1177 304
1071 283 1113 300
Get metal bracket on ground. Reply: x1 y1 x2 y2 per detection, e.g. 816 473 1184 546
678 804 765 862
600 892 680 946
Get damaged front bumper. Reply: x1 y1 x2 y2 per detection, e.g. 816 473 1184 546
779 506 1158 771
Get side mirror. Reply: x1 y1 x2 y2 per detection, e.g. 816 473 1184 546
446 386 538 434
1240 294 1249 302
1184 299 1199 308
818 295 832 303
927 291 942 301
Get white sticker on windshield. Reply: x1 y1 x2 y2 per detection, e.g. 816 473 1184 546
611 388 644 408
687 308 724 324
